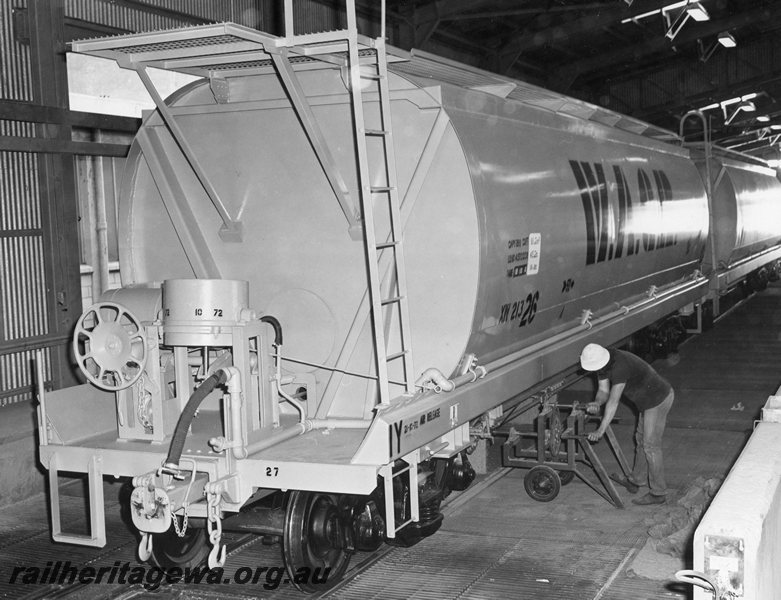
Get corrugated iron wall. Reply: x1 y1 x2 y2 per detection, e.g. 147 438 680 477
63 0 373 39
64 0 268 32
62 0 377 318
0 0 379 407
288 0 343 32
606 35 781 123
1 2 31 100
0 0 55 407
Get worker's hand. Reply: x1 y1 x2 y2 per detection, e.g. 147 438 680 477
586 402 601 415
587 429 603 442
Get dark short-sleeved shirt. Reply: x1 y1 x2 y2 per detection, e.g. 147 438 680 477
598 349 672 411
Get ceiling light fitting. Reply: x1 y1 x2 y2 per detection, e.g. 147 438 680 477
700 92 759 113
665 1 710 41
718 32 737 47
725 100 756 125
699 31 737 62
622 1 691 24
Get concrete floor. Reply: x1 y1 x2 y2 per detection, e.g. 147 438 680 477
1 285 779 600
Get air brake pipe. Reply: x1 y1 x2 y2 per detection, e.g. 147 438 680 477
209 367 248 459
243 422 311 457
241 418 369 458
165 369 229 470
225 367 247 459
307 419 368 428
241 278 702 459
214 372 369 460
259 314 306 421
239 278 703 458
275 365 306 422
444 276 707 393
415 368 455 392
220 312 369 458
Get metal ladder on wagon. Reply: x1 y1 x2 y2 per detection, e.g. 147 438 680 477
341 1 421 540
279 0 420 542
344 12 416 406
278 0 415 406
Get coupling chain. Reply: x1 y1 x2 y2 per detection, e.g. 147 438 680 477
206 491 223 547
171 503 189 537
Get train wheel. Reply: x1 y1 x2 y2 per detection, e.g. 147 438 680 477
151 526 209 570
524 465 561 502
558 470 576 486
282 491 352 592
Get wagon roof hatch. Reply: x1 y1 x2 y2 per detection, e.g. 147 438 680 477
389 49 681 144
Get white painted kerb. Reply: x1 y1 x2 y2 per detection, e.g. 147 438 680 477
692 392 781 599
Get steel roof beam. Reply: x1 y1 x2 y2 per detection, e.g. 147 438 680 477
636 69 781 123
548 5 781 92
394 0 506 48
441 3 613 22
492 0 677 73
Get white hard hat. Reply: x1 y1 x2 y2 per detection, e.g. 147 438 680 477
580 343 610 371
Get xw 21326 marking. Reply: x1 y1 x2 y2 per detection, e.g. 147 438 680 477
499 291 539 327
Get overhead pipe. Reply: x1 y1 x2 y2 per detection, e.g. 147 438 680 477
94 133 111 296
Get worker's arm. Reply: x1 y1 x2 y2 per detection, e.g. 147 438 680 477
587 381 625 442
586 378 611 414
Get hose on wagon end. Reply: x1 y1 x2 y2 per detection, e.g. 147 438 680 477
164 369 229 472
260 315 283 346
259 315 306 421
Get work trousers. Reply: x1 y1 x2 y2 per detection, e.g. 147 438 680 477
630 390 674 497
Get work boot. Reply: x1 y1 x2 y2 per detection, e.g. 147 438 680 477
609 473 639 494
632 493 666 506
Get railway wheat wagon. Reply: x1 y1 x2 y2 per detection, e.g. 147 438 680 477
690 143 781 312
36 10 781 592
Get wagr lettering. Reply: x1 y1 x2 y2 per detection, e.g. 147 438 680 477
393 420 403 455
420 407 441 425
569 160 678 266
387 408 444 456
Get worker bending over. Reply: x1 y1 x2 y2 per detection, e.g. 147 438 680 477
579 343 675 506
